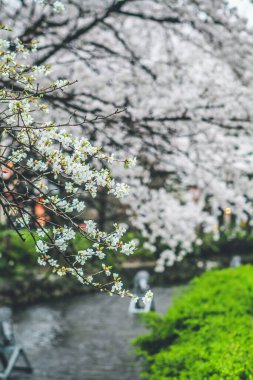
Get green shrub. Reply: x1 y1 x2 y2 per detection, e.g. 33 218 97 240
133 265 253 380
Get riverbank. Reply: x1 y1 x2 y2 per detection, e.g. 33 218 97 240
0 260 194 307
0 273 90 306
2 227 253 307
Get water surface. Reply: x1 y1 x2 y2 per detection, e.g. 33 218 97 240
11 287 174 380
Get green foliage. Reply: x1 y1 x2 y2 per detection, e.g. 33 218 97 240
0 228 38 276
134 266 253 380
0 228 153 277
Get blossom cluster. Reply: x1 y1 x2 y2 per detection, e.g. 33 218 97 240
0 27 152 302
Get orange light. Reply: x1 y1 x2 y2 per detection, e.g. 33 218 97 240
34 203 45 218
35 197 49 227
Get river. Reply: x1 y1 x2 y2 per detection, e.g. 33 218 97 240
11 287 174 380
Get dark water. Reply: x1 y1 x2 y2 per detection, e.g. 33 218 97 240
10 287 174 380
